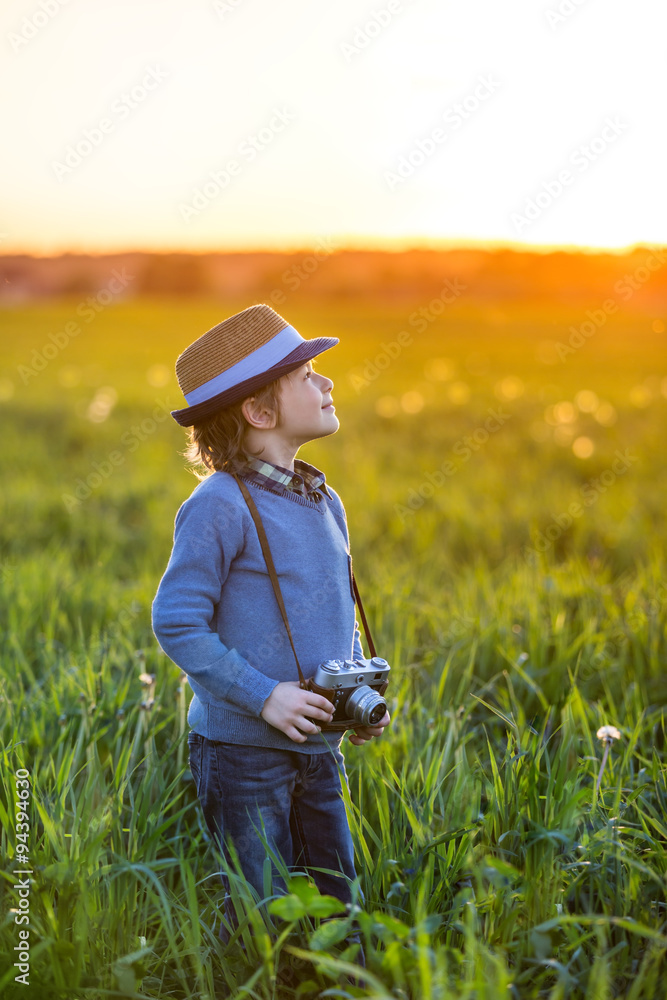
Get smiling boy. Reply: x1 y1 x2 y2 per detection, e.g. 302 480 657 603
151 303 390 962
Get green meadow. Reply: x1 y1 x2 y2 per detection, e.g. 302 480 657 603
0 294 665 999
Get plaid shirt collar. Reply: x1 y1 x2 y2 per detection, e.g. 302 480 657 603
239 452 332 503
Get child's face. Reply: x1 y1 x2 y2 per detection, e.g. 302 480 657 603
277 360 339 443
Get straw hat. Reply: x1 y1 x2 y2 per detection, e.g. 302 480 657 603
170 304 339 426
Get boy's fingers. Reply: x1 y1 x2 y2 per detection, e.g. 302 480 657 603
306 706 335 723
303 707 333 722
287 726 309 743
292 712 326 734
305 693 335 714
361 720 389 736
352 724 384 739
299 718 323 734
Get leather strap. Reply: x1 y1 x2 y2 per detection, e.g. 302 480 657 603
232 474 376 684
233 474 308 689
351 568 376 659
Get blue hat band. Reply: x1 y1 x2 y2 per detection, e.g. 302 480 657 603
184 324 304 405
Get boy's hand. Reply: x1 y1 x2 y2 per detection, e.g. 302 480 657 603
260 680 335 743
348 710 391 746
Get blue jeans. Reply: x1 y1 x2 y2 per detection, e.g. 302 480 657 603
187 732 365 967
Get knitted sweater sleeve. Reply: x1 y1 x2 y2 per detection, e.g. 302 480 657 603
151 485 279 717
327 486 366 661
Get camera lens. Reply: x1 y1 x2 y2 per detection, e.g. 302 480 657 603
345 685 387 727
367 701 386 725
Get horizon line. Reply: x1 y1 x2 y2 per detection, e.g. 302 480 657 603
1 236 665 259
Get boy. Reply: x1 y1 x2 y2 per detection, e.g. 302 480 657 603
151 303 390 965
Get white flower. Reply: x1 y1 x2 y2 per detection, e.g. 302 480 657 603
596 725 621 742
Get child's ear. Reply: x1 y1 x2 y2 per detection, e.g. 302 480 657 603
241 396 277 429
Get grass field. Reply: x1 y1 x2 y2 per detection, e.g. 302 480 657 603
0 293 666 999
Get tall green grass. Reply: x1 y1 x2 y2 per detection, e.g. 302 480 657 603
0 296 665 998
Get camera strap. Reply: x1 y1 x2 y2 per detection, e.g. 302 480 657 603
232 474 377 689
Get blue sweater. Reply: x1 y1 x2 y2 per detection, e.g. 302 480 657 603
151 470 364 753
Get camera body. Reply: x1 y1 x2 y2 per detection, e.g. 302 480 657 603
305 656 390 732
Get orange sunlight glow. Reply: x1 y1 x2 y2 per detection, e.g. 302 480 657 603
0 0 664 255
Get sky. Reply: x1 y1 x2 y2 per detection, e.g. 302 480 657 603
1 0 665 255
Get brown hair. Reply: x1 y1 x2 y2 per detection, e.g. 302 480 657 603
180 371 289 480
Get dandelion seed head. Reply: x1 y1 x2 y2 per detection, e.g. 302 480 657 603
596 725 621 742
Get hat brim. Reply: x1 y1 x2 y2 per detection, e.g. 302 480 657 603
170 336 339 427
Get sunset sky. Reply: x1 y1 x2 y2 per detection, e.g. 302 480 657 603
1 0 664 255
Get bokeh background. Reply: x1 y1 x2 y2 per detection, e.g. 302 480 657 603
1 1 666 998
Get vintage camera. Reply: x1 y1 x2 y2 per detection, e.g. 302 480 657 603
305 656 390 732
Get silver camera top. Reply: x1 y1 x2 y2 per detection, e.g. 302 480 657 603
315 656 390 689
